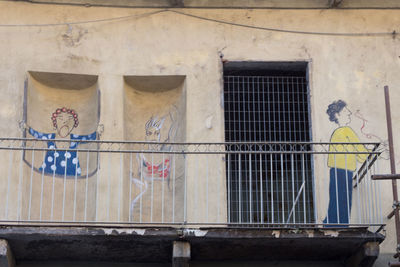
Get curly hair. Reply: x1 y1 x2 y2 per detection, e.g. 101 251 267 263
51 107 79 128
326 100 347 124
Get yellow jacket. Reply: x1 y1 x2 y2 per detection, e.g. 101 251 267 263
327 126 369 171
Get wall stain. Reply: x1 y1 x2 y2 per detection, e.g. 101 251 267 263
61 25 88 47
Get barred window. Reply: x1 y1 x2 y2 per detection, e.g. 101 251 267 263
223 62 314 224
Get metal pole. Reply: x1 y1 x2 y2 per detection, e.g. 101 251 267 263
384 85 400 256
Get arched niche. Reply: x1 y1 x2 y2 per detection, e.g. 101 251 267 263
124 75 186 223
20 71 100 222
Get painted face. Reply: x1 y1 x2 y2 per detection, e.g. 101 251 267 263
56 112 76 138
145 126 161 142
336 107 352 126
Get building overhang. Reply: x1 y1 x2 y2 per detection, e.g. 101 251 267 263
0 225 385 264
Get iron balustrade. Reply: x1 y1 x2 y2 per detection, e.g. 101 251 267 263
0 138 383 230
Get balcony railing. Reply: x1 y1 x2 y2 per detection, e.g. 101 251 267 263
0 138 383 230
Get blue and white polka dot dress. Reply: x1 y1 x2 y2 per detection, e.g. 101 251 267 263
29 128 97 177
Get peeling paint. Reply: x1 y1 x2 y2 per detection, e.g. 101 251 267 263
102 228 146 235
305 230 314 238
323 230 339 237
184 229 208 237
272 230 280 238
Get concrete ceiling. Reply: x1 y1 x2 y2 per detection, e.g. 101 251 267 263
5 0 400 8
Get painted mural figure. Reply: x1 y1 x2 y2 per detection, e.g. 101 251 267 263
323 100 369 225
130 112 178 219
27 107 97 177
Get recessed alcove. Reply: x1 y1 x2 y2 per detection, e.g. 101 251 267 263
124 75 186 222
21 71 100 222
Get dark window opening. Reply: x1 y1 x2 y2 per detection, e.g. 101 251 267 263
223 62 314 224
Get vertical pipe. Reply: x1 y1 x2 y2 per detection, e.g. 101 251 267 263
384 85 400 249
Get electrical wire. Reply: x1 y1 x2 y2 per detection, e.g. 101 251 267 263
0 7 397 37
168 10 396 37
0 9 166 27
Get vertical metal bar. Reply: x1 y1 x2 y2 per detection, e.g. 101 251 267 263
356 162 362 224
107 152 111 221
334 155 339 224
324 154 329 224
260 153 264 224
302 153 306 224
376 161 383 225
95 151 100 222
39 152 45 221
161 153 165 223
206 155 209 222
140 152 144 223
84 151 90 222
62 151 68 221
384 86 400 247
73 150 78 222
291 153 295 224
28 149 35 220
281 153 285 223
194 154 199 222
345 154 350 224
227 153 231 223
118 152 123 222
129 152 133 221
17 149 24 221
172 153 176 223
50 148 57 221
150 153 154 223
253 77 259 223
373 162 379 225
270 153 274 224
183 154 187 222
249 153 253 224
5 150 13 219
239 153 242 224
366 158 373 225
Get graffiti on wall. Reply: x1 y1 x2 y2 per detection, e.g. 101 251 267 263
22 107 101 178
323 100 370 225
130 106 180 219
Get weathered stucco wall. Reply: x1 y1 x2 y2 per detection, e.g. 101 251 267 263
0 1 399 265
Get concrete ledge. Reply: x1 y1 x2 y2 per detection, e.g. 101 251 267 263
0 226 384 263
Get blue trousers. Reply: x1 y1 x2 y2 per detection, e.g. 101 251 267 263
323 168 353 225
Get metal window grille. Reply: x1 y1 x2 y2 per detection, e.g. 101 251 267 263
224 69 314 224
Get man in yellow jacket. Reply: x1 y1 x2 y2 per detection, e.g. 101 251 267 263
323 100 369 226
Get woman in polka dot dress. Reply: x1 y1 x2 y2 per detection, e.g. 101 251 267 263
28 107 97 177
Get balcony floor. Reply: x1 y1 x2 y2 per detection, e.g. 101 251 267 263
0 225 385 264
